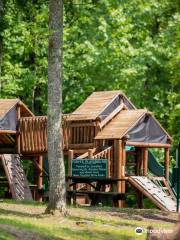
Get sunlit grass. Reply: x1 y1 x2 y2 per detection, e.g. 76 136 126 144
0 200 177 240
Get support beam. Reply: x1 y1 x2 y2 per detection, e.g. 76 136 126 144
143 148 148 176
16 104 21 154
68 150 74 176
121 141 126 208
126 142 170 148
68 150 74 191
114 140 122 207
37 155 43 202
164 148 170 180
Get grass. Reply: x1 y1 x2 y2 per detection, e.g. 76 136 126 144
0 200 178 240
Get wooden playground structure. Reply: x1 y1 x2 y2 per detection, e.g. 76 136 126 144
0 91 178 211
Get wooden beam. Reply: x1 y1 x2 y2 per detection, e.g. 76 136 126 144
121 141 126 207
16 105 21 154
164 148 170 180
126 141 171 148
69 143 94 149
0 130 16 134
68 150 74 177
68 150 74 192
115 139 122 207
99 103 124 128
143 148 148 176
37 155 43 202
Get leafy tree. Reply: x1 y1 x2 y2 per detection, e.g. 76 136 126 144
0 0 179 147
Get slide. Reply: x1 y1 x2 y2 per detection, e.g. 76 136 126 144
148 151 177 196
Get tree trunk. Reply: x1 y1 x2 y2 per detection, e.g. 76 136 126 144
47 0 66 214
0 0 4 94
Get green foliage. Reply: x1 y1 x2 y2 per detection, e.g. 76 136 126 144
0 0 179 146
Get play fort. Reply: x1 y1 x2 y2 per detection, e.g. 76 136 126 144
0 91 177 211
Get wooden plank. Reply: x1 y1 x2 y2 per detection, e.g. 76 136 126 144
99 103 124 128
0 130 16 134
69 143 94 149
126 142 171 148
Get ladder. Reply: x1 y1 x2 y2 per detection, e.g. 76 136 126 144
0 154 32 200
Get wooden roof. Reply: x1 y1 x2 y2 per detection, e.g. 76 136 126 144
0 99 19 118
66 91 135 121
95 110 147 139
0 99 33 119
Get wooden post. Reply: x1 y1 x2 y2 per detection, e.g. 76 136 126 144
88 149 93 158
16 104 21 154
136 148 143 208
136 189 143 209
121 141 126 208
115 139 122 207
164 147 170 180
68 150 74 191
37 155 43 202
86 149 93 203
143 148 148 176
68 150 74 177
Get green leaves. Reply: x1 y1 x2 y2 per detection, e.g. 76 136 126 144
0 0 179 146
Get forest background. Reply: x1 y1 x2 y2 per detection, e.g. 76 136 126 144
0 0 179 156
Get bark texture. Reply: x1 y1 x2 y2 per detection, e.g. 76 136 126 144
47 0 66 213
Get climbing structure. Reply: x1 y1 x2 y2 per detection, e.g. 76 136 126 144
0 91 178 211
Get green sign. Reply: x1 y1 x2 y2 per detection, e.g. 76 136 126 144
71 159 108 177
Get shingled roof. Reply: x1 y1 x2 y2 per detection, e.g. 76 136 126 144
65 91 135 121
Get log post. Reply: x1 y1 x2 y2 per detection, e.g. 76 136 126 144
68 150 74 191
143 148 148 176
164 147 170 180
136 148 143 208
37 155 43 202
88 149 94 158
121 141 126 208
115 139 122 207
16 104 21 154
68 150 74 177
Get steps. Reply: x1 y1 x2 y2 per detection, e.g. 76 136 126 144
0 154 32 200
129 176 177 212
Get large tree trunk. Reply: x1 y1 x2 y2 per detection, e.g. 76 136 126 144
47 0 66 214
0 0 4 93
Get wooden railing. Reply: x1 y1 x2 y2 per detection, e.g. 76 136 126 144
93 146 113 177
63 122 97 149
20 116 47 154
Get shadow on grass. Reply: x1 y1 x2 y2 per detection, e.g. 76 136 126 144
77 206 177 224
1 199 45 207
0 208 43 219
0 228 16 240
0 217 137 240
0 220 62 240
